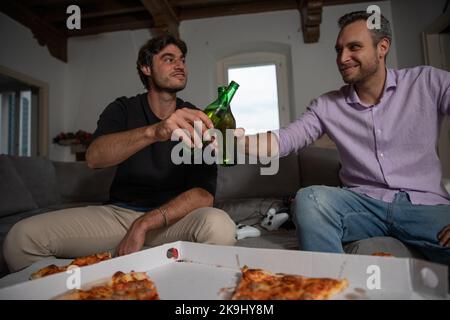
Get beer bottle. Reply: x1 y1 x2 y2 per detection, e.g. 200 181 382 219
204 81 239 166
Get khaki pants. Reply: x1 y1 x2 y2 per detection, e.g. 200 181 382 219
3 205 236 272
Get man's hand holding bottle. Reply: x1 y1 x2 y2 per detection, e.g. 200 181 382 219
153 108 213 149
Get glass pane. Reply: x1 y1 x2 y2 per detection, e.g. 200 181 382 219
228 64 279 134
8 94 15 155
19 91 31 156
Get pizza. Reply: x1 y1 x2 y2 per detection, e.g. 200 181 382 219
56 271 159 300
371 252 393 257
231 266 348 300
30 252 112 279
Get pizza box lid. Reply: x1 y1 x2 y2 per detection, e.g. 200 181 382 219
0 241 448 300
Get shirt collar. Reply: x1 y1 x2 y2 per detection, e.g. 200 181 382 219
345 68 397 105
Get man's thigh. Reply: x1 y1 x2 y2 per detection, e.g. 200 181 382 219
6 205 139 258
295 186 390 242
391 201 450 264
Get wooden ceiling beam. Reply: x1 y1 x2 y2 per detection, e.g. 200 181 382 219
178 0 298 20
299 0 324 43
43 6 148 23
140 0 180 37
0 1 67 62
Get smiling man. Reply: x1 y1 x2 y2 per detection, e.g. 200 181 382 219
286 11 450 266
3 35 236 272
237 11 450 267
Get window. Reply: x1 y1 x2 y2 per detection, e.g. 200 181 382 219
0 74 39 156
218 52 291 134
228 64 279 134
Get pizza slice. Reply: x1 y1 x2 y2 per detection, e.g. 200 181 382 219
371 252 393 257
29 264 66 280
30 252 112 280
70 252 112 267
231 266 348 300
56 271 160 300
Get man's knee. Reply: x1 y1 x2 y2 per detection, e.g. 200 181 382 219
193 208 236 246
3 217 49 272
294 185 340 228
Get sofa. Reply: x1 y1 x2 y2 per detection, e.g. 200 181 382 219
0 146 423 279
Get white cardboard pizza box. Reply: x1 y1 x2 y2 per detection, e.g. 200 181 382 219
0 241 448 300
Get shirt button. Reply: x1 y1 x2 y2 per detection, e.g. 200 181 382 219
377 129 382 134
380 153 384 157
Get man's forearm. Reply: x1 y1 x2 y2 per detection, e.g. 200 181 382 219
86 125 158 168
243 131 279 158
139 188 214 232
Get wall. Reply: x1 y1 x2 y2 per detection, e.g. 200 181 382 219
390 0 447 68
67 29 154 133
0 13 69 160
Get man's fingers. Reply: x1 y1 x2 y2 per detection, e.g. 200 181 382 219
172 128 193 148
234 127 245 138
182 108 214 129
438 229 450 247
438 225 450 239
175 118 202 148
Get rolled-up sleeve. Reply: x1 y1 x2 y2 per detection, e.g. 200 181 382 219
275 99 324 157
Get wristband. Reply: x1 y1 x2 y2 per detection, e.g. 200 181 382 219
158 207 169 227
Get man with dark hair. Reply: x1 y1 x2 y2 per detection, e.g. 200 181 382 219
238 11 450 266
4 35 236 272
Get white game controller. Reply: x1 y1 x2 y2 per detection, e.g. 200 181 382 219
261 208 289 231
236 224 261 240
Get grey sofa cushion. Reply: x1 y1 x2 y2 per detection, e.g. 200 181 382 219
10 155 61 208
343 236 425 259
236 228 299 250
215 197 285 225
299 146 341 187
0 156 37 218
53 161 116 203
215 154 301 201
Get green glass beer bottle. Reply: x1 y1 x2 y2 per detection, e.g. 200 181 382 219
204 81 239 166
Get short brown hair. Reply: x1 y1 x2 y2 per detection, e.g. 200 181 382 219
338 11 392 46
136 35 187 89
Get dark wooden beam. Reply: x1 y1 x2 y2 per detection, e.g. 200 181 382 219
42 5 147 23
178 0 298 21
0 1 67 62
140 0 179 37
299 0 324 43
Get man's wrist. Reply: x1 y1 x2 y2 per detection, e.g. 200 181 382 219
141 208 168 230
144 125 158 142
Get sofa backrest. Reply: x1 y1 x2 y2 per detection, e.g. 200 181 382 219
0 155 39 218
298 146 341 188
53 161 116 203
215 146 341 202
215 153 301 202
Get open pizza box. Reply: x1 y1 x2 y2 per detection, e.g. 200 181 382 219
0 241 448 300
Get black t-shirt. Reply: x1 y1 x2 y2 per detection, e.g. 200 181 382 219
92 93 217 208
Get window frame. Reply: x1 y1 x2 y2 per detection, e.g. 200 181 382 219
217 52 291 128
0 65 48 157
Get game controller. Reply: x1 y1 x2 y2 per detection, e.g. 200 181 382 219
260 208 289 231
235 224 261 240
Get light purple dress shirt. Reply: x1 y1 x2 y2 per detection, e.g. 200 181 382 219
277 66 450 205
